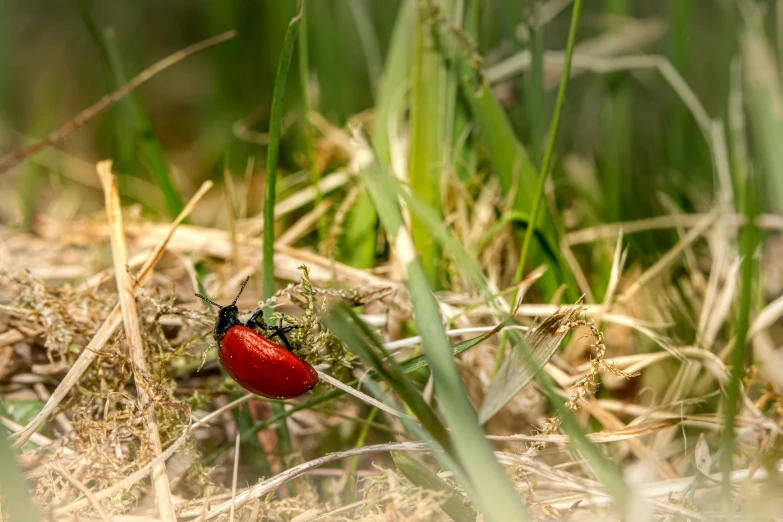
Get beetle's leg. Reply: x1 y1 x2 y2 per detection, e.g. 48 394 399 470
247 310 275 332
268 324 301 351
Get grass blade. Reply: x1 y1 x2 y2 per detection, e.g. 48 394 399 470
371 0 413 167
742 17 783 214
103 32 184 219
325 303 452 453
392 451 477 522
525 5 545 169
479 303 583 423
513 0 582 302
462 80 574 300
498 0 583 371
409 1 446 288
0 423 40 522
339 187 378 268
263 0 303 303
297 1 325 243
361 160 531 520
262 0 304 485
343 407 378 503
364 154 631 513
348 0 383 92
722 11 766 509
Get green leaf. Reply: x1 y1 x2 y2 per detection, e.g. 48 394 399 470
742 22 783 214
263 0 304 304
409 1 446 287
372 0 412 166
297 1 325 243
478 304 582 423
362 150 629 514
263 0 305 482
393 451 477 522
325 303 453 454
462 79 573 300
103 32 184 219
361 164 531 519
0 423 40 522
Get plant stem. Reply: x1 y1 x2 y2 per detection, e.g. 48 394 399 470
494 0 583 375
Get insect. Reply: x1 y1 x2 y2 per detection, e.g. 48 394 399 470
195 277 318 399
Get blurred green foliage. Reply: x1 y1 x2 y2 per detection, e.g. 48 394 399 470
1 1 781 518
1 1 773 291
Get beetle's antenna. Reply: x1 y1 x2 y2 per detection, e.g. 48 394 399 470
195 294 223 309
231 276 251 306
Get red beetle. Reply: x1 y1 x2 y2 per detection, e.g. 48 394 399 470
195 277 318 399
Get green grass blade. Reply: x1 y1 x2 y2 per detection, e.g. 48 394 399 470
742 19 783 214
461 80 574 300
496 0 583 369
339 187 378 268
723 13 767 508
297 1 325 243
513 0 582 305
365 159 630 513
72 2 136 173
0 422 40 522
348 0 383 93
351 369 474 494
262 0 304 483
372 0 412 167
525 6 545 169
263 0 303 303
392 451 477 522
666 0 694 186
103 32 183 219
409 1 446 288
325 303 453 454
600 0 630 224
451 0 478 184
343 407 378 503
720 172 758 513
442 0 463 177
361 161 531 521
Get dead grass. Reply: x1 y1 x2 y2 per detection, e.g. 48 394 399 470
1 13 783 519
0 153 781 521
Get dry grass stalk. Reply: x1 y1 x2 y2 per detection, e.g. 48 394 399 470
54 462 111 522
0 31 236 175
96 160 176 522
562 319 640 409
278 198 334 246
315 371 415 421
239 170 352 237
51 391 252 517
203 442 430 520
617 210 718 305
566 211 783 245
10 180 213 449
34 217 398 292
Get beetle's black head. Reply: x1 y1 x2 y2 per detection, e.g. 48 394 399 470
195 277 250 343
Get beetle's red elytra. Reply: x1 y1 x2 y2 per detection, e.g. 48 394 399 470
195 277 318 399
